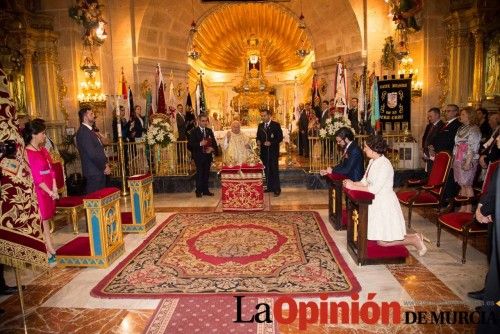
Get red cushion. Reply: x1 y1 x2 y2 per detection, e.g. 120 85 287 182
397 190 439 205
327 172 347 181
56 196 84 207
366 240 409 259
344 188 375 202
56 236 91 256
121 211 133 225
221 166 241 173
439 212 489 232
52 162 65 190
128 173 152 181
84 187 120 200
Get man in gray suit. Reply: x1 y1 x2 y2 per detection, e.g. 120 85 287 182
76 107 111 194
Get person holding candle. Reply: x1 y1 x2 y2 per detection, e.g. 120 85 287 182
76 107 111 194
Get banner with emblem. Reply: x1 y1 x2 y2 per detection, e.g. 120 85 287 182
377 78 411 126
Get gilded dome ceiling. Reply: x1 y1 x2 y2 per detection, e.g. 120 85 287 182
192 3 312 72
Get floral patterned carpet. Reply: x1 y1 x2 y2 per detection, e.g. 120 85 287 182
92 211 360 298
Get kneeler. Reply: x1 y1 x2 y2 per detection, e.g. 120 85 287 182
344 187 408 266
56 188 125 268
324 172 347 230
121 173 156 233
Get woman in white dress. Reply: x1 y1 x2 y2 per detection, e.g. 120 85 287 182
343 135 428 256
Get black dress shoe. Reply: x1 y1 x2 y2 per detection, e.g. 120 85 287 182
196 192 203 198
264 189 272 193
273 191 281 197
0 286 18 295
467 289 485 301
203 192 214 196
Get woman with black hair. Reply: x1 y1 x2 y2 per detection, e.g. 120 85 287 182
343 135 428 256
23 118 58 265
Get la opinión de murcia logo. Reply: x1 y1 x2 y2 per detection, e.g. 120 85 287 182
233 294 500 330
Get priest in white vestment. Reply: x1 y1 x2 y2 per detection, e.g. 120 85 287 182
223 121 252 165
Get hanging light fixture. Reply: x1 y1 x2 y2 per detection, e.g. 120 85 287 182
296 39 310 59
187 0 201 60
78 48 105 104
188 44 201 61
298 0 306 29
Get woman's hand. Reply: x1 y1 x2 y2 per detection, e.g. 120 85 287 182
343 179 354 189
462 160 472 171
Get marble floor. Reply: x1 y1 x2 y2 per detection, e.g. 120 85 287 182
0 187 490 333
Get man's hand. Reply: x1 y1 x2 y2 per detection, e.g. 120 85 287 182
479 155 487 169
205 147 214 154
475 206 491 224
200 139 207 146
264 141 271 146
104 165 112 175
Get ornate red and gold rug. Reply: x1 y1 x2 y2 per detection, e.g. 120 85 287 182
92 211 360 298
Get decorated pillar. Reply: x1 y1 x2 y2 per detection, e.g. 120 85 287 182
22 43 38 118
471 27 484 108
448 26 472 106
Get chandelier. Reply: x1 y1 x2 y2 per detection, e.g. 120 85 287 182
78 54 105 104
298 0 306 29
398 55 422 97
296 39 310 59
187 0 200 60
188 44 201 60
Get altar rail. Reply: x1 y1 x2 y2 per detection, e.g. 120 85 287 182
307 133 416 173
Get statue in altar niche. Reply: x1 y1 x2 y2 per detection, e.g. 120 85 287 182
222 120 259 166
485 35 500 98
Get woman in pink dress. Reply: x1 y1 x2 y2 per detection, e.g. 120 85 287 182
23 119 58 264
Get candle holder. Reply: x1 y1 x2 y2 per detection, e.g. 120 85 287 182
107 94 128 196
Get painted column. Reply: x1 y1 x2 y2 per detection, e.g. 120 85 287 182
471 28 484 108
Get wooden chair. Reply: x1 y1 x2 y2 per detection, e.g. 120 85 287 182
436 160 499 263
396 151 452 228
52 161 84 234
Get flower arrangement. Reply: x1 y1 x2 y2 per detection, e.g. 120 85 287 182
146 117 175 147
319 116 354 140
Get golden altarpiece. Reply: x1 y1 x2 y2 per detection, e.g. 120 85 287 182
232 36 277 127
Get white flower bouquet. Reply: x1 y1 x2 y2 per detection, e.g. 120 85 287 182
319 116 355 140
146 117 175 147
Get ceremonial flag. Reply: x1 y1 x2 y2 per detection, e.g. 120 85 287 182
186 85 193 111
293 79 300 121
128 86 135 118
0 66 47 269
370 76 380 130
121 68 129 120
311 74 321 118
145 87 152 128
167 71 178 135
333 60 348 117
195 73 207 116
155 64 166 114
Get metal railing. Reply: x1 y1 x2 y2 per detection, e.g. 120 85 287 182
307 133 416 173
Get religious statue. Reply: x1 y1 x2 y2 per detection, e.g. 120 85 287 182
222 120 256 165
485 36 500 98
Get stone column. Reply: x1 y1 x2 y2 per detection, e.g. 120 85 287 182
471 27 484 108
449 27 472 106
22 43 37 118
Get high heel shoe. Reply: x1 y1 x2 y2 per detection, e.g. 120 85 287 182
417 234 428 257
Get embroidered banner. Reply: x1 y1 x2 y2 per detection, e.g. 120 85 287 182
377 78 412 126
0 67 47 269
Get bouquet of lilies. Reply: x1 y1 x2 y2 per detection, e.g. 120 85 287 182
319 115 354 140
146 117 176 147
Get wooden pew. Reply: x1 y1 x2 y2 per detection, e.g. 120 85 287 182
324 172 347 230
345 188 409 266
56 187 125 268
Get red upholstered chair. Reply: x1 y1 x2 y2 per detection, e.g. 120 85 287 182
52 161 84 234
436 160 499 263
396 152 452 228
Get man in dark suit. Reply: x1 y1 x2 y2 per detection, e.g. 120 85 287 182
474 166 500 333
297 103 309 157
76 107 110 194
319 100 330 129
347 97 360 134
431 104 462 202
176 104 188 141
421 107 444 173
320 127 364 181
188 114 218 197
257 109 283 197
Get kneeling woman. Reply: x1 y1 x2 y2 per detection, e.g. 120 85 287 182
343 135 428 256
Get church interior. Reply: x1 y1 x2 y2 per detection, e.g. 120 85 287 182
1 0 500 333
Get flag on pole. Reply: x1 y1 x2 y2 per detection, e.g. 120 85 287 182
121 68 129 120
293 78 300 122
166 71 178 136
371 76 380 130
155 64 166 115
145 87 152 128
195 72 206 116
311 74 321 118
333 59 348 117
186 85 193 111
128 86 135 118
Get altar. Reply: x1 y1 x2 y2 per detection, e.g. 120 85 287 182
214 127 290 153
220 163 265 211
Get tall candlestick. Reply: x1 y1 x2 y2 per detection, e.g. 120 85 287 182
115 95 122 138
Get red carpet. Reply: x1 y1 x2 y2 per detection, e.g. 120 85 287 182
92 211 360 298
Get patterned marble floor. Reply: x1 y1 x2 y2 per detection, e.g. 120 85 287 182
0 188 489 333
